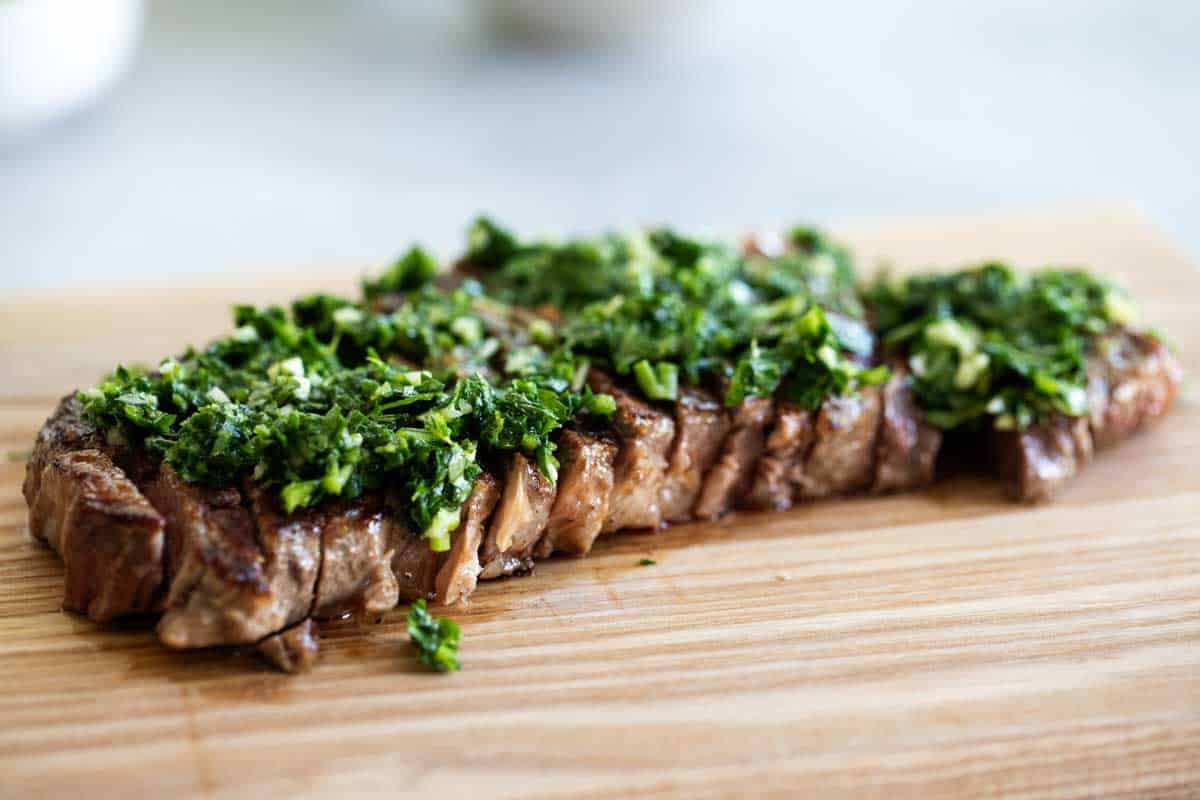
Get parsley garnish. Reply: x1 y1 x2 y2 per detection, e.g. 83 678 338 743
637 558 657 566
405 599 461 672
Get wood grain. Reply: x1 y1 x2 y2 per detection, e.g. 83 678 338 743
1 210 1197 799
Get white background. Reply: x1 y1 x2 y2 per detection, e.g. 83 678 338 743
2 0 1197 291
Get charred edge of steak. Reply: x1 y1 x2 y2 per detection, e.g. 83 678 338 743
871 366 941 494
256 618 320 674
538 428 618 557
588 371 676 532
694 395 775 520
479 453 556 580
25 397 167 622
1087 329 1183 450
661 387 731 522
29 449 165 622
993 415 1093 503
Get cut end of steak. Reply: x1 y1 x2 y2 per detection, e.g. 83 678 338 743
744 402 813 511
257 618 320 673
151 468 320 650
661 388 731 522
435 473 500 605
480 454 556 580
791 386 883 499
589 372 676 532
1088 329 1183 449
314 495 399 619
872 367 941 494
695 395 775 519
29 449 165 622
539 429 617 556
994 415 1093 503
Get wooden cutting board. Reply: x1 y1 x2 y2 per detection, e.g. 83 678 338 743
1 211 1197 799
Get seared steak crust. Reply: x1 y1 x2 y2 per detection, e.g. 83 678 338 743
792 386 883 499
695 396 775 519
872 367 941 493
1087 329 1183 449
661 388 731 522
29 449 165 621
589 372 676 532
257 618 320 673
538 429 617 556
480 454 556 579
745 402 813 511
314 495 399 619
995 415 1093 503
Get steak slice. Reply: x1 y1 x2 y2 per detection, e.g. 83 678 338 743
1087 329 1183 449
694 395 775 519
150 466 321 649
479 454 556 580
28 449 165 622
313 495 399 619
994 415 1093 502
25 395 108 510
257 618 320 673
872 367 941 493
745 402 814 511
390 474 500 605
792 385 883 499
537 429 617 556
660 388 731 522
589 372 676 532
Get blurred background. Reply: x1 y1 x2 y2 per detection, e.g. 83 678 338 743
1 0 1197 292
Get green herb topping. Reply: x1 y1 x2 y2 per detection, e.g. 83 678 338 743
866 263 1136 429
466 217 886 408
405 599 461 672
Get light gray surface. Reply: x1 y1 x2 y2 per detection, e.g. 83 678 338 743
2 0 1197 291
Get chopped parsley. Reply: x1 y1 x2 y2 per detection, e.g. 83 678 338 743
405 599 461 672
866 263 1136 429
467 217 886 408
637 558 657 566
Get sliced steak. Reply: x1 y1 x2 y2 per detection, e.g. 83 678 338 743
744 402 813 511
994 415 1093 502
660 388 731 522
792 385 883 499
257 618 320 673
695 395 775 519
25 395 108 510
390 474 500 605
313 495 399 619
589 372 676 532
150 466 321 649
537 429 618 556
1087 329 1183 449
872 367 941 493
479 454 556 579
28 449 165 622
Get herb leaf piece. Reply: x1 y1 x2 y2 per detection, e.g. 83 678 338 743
405 599 461 673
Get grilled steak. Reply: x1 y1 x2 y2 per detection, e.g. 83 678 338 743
872 367 941 493
391 474 500 605
660 387 731 522
28 449 165 621
313 495 399 619
994 415 1093 502
589 372 676 532
257 618 320 673
480 454 556 579
149 467 321 649
537 429 617 556
792 385 883 498
695 395 775 519
745 402 814 511
1087 329 1183 449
